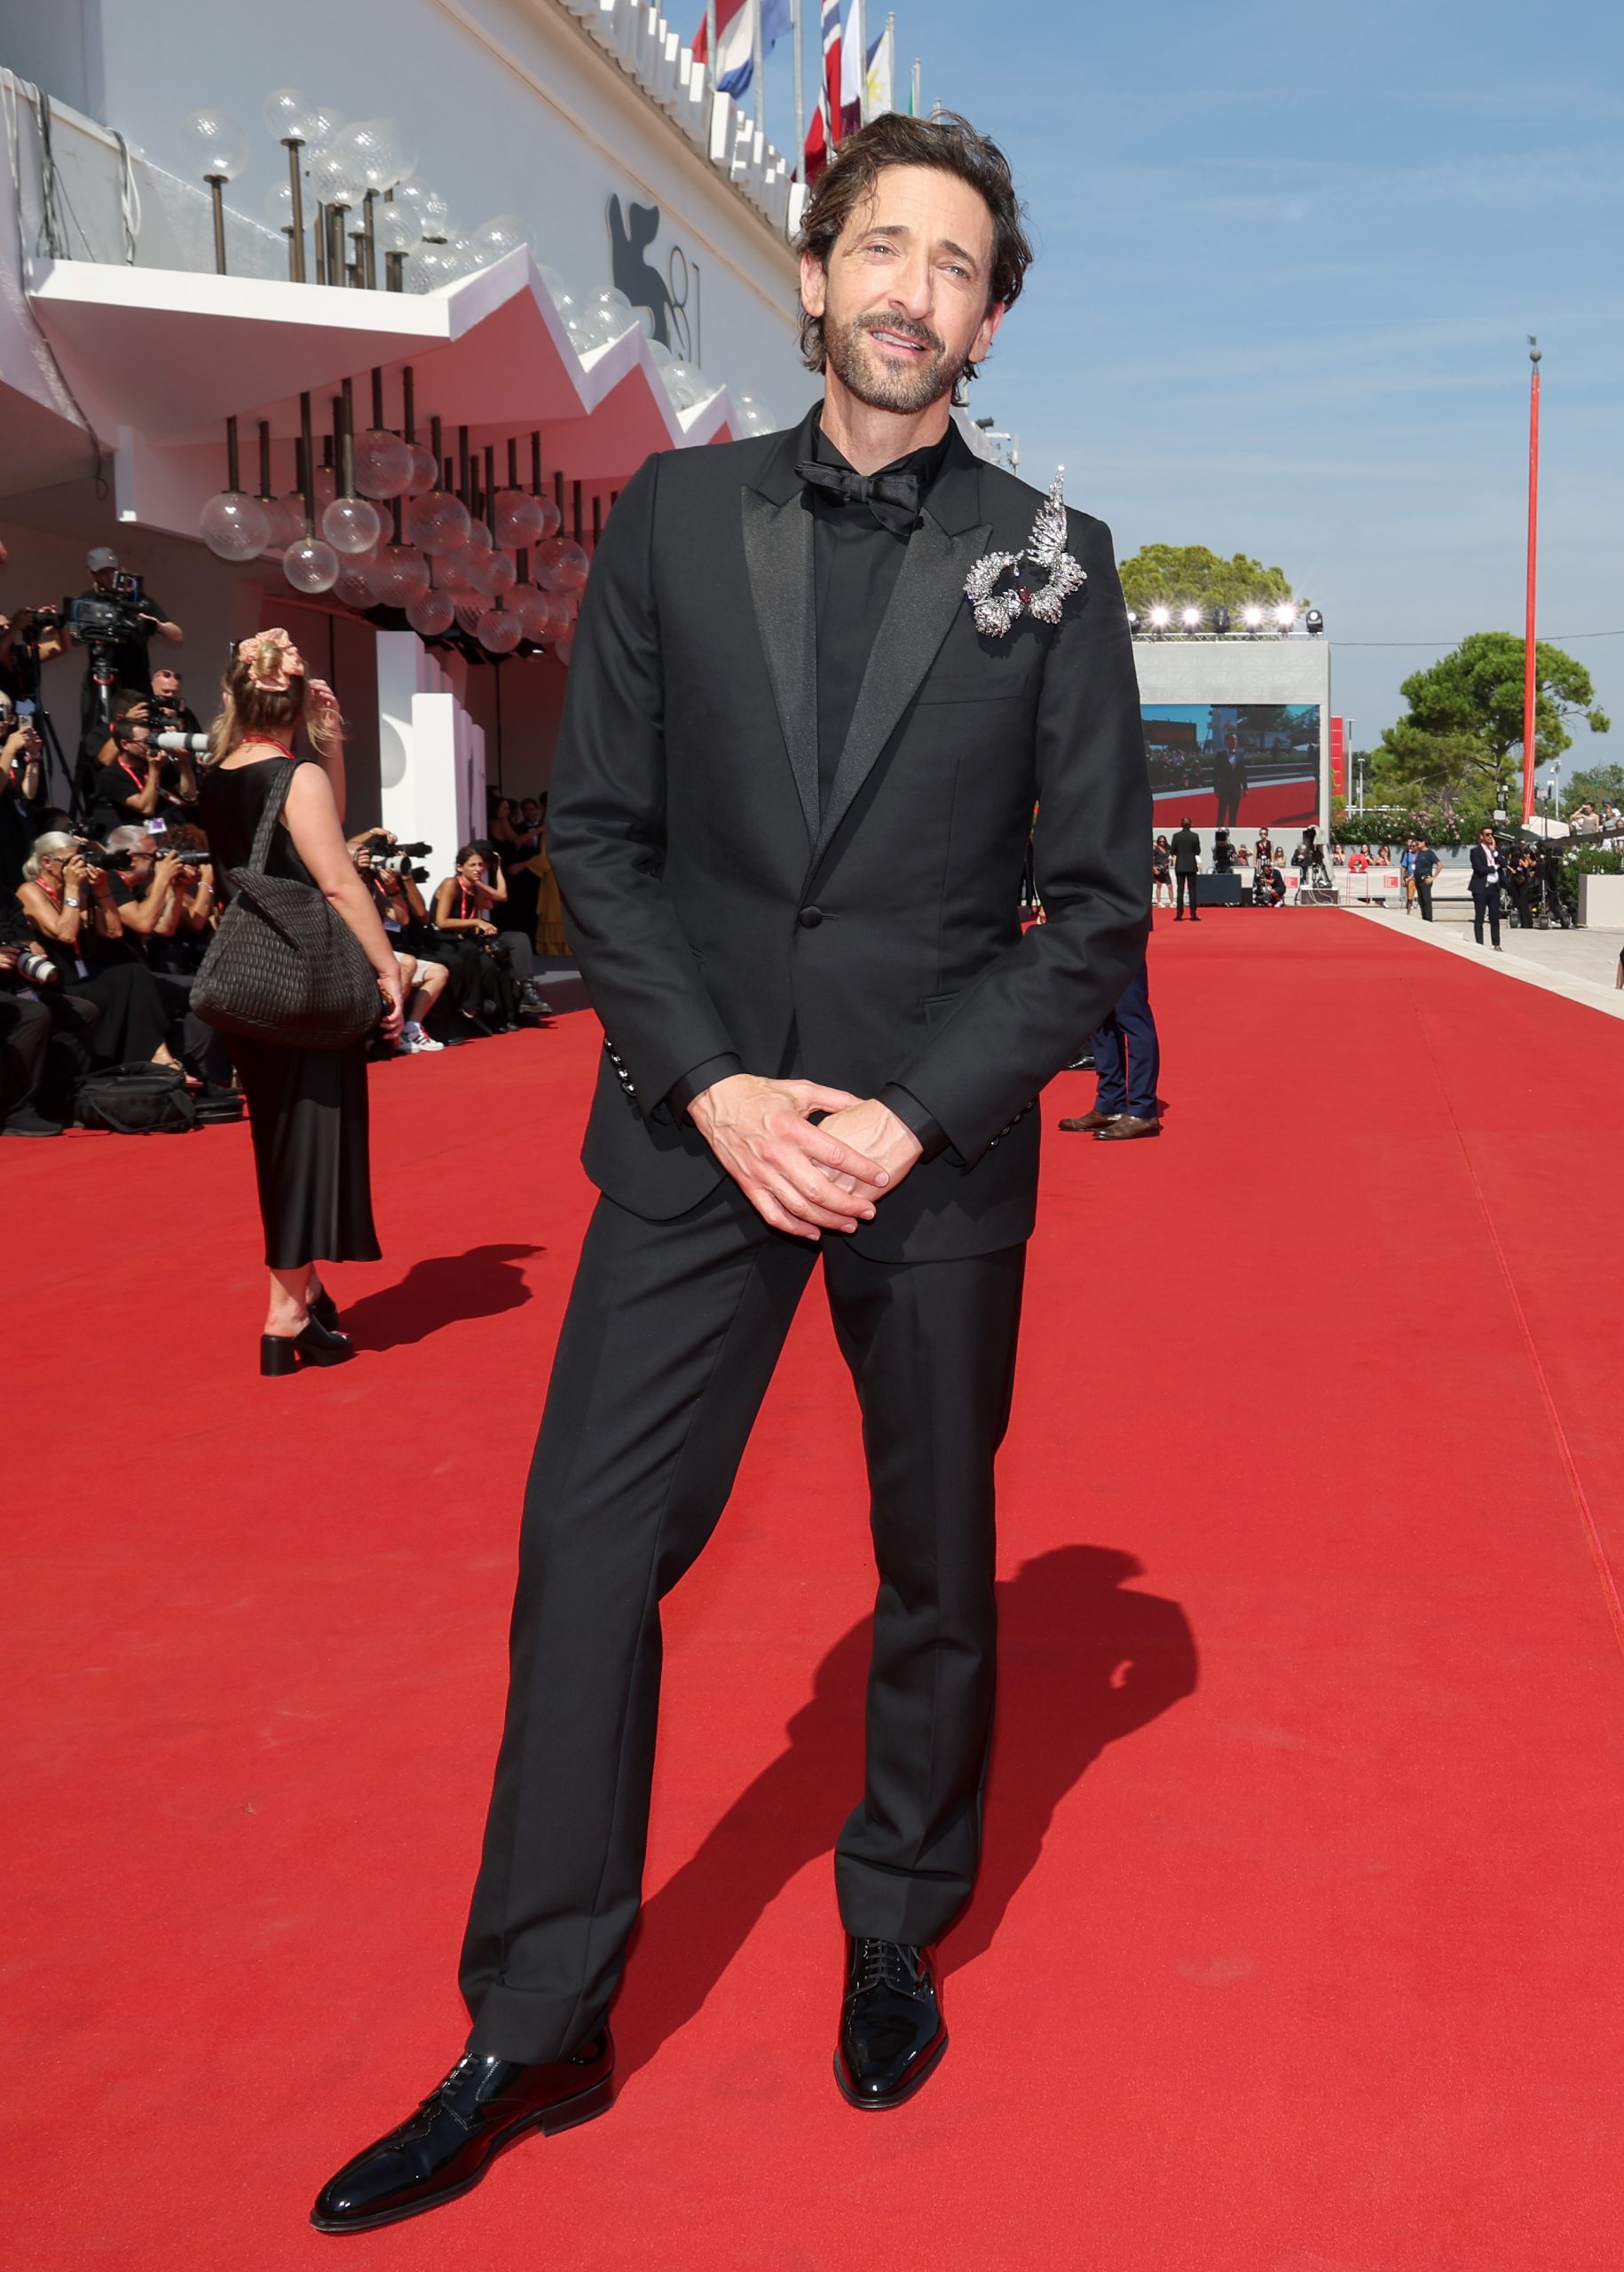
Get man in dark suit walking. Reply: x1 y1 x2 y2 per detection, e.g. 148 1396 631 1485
1470 827 1504 949
1170 817 1202 920
314 111 1150 2236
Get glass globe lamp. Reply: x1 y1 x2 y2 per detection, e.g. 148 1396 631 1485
403 442 438 496
333 117 409 194
264 88 322 145
553 630 574 667
510 583 551 642
306 102 346 150
284 536 340 594
392 176 450 237
333 559 381 609
374 201 422 258
454 596 487 635
177 109 249 182
320 495 383 556
480 549 518 597
435 552 481 597
463 517 493 559
352 429 414 501
271 492 310 548
471 215 532 264
493 489 545 548
264 180 296 230
406 588 455 638
477 606 523 655
367 544 432 608
537 536 589 594
534 494 563 541
199 489 271 562
589 286 635 334
310 146 363 209
404 489 470 556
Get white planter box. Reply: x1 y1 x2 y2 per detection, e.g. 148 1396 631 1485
1579 872 1624 927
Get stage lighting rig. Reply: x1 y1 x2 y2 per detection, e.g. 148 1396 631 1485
1305 607 1324 635
1213 604 1231 634
1180 605 1202 631
1242 605 1265 633
1274 603 1297 632
1147 604 1171 635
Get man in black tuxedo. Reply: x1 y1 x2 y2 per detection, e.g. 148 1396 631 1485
314 111 1150 2236
1170 817 1202 920
1469 827 1504 949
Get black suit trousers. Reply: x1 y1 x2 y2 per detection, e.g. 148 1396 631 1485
1471 884 1501 944
460 1182 1026 2065
1175 872 1200 918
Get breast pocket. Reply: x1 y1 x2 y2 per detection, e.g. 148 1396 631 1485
913 667 1031 710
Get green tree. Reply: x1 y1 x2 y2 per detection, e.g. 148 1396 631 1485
1116 544 1297 617
1561 761 1624 815
1371 632 1609 811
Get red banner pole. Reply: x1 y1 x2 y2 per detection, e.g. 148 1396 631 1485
1522 339 1541 823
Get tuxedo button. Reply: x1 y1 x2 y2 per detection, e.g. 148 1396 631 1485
797 905 824 929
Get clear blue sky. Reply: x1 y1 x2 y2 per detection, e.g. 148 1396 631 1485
759 0 1624 776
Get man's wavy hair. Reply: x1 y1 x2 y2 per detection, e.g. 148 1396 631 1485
793 111 1032 401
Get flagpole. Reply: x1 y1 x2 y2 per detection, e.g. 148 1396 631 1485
911 56 921 114
706 0 719 98
792 0 805 179
753 0 765 122
1522 336 1541 824
856 0 868 122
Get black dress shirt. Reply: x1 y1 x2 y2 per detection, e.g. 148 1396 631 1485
668 410 952 1160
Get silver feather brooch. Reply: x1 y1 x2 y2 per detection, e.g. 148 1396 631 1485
964 470 1087 638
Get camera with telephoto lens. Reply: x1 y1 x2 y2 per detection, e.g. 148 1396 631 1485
81 845 135 872
11 943 56 985
151 730 210 756
375 854 428 880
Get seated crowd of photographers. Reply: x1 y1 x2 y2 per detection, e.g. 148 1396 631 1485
0 543 556 1136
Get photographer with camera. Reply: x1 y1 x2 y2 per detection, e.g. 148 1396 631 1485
147 666 205 813
85 693 168 838
71 547 181 726
430 842 549 1025
97 824 229 1086
0 895 100 1135
0 691 47 892
13 830 183 1073
350 835 448 1053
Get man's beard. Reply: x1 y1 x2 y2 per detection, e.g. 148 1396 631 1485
823 309 965 414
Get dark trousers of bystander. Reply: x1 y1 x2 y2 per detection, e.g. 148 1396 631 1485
1175 873 1200 919
1415 879 1435 921
1471 886 1502 946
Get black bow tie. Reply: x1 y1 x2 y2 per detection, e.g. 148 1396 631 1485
796 456 924 539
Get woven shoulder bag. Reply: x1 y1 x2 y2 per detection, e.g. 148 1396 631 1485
193 759 382 1050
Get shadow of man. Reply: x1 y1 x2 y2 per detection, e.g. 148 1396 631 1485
615 1543 1197 2079
341 1243 542 1353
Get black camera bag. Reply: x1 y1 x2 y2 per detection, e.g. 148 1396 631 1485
75 1061 198 1136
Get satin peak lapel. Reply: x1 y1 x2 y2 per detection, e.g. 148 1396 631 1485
740 485 819 843
811 509 992 867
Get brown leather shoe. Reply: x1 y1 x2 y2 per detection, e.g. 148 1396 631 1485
1095 1113 1160 1140
1059 1108 1119 1132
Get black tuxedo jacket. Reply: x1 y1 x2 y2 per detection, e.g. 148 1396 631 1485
1470 843 1499 894
1169 827 1201 874
547 414 1151 1263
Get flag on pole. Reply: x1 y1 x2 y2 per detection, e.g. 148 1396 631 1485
804 88 831 183
840 0 863 138
693 0 792 99
865 18 895 117
821 0 843 144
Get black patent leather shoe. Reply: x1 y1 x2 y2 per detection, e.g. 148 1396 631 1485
834 1937 947 2110
309 1285 340 1329
311 2033 614 2235
258 1317 354 1376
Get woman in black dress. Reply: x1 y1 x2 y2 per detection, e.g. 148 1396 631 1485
198 632 404 1375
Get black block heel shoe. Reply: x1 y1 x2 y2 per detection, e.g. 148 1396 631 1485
260 1319 356 1376
309 1286 340 1329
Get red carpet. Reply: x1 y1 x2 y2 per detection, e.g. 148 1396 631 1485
8 915 1624 2270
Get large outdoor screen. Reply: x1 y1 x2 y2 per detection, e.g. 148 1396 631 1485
1142 704 1321 830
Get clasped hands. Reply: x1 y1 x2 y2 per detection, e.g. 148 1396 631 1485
689 1074 922 1241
